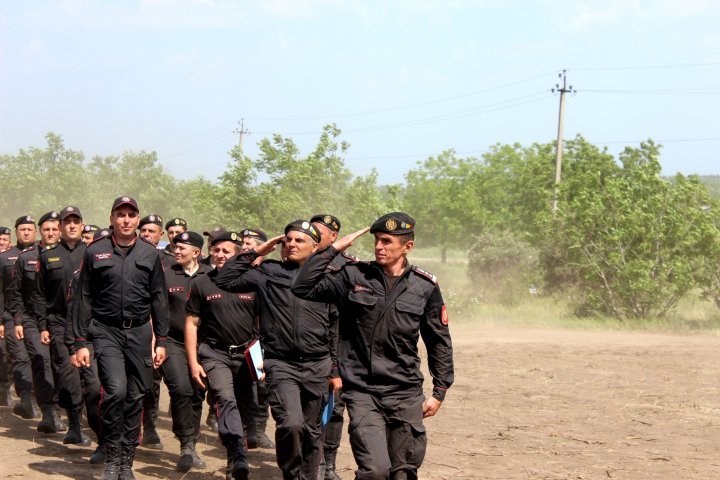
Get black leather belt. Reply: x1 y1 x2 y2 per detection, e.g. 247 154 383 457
206 339 252 356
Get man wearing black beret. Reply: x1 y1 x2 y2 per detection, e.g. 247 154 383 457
81 224 101 245
163 217 188 266
0 227 11 253
11 211 66 436
160 231 210 472
292 212 455 480
186 231 259 479
0 215 37 417
215 221 338 480
137 213 168 450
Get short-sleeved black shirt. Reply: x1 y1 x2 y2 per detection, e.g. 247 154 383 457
164 262 212 342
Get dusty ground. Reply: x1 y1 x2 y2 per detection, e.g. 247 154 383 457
2 324 720 479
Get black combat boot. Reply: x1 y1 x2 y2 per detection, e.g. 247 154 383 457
140 424 163 450
245 418 258 449
63 406 91 445
177 436 194 472
89 442 107 465
13 392 38 419
118 444 137 480
206 409 219 433
100 443 121 480
191 439 207 468
324 448 343 480
37 404 59 433
227 440 249 480
256 417 275 449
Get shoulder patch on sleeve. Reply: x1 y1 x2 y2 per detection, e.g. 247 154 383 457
412 266 437 284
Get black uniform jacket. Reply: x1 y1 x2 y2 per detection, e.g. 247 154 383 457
291 246 454 401
160 245 178 269
32 240 86 332
214 251 337 366
0 243 31 318
164 262 211 342
73 235 169 349
186 268 256 348
9 243 40 326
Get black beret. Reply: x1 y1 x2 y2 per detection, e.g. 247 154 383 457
173 231 204 249
310 214 341 232
38 211 60 225
370 212 415 235
165 217 188 230
111 195 139 212
15 215 35 227
241 228 267 242
285 220 321 243
83 224 101 234
93 228 111 240
203 226 226 239
139 214 163 229
210 231 243 247
59 206 82 220
0 227 11 235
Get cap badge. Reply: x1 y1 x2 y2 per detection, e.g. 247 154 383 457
67 207 74 212
174 218 180 225
26 216 32 222
181 233 189 240
51 212 58 218
149 215 155 221
121 196 130 202
324 215 332 224
386 219 397 230
301 221 310 229
231 232 238 241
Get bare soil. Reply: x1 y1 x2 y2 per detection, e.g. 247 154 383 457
2 324 720 479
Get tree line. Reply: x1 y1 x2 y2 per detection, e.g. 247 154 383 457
2 126 720 320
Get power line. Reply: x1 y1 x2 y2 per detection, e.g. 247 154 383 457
582 87 720 94
570 62 720 72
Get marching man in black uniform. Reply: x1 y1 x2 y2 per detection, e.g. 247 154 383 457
161 230 210 472
0 216 39 419
11 211 66 435
74 196 169 480
215 221 338 480
33 206 103 459
291 212 455 480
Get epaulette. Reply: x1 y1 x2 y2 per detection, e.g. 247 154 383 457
20 245 35 254
41 243 58 254
341 252 359 263
411 266 437 284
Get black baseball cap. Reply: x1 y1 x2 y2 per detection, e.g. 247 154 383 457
111 196 139 212
59 206 83 220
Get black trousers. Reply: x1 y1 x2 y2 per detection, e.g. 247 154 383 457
21 320 56 407
198 343 256 448
322 392 345 453
161 338 204 439
90 320 153 447
3 314 33 397
49 321 101 438
142 366 162 430
343 389 427 480
265 357 331 480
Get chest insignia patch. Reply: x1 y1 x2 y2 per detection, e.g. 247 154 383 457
353 284 373 294
47 257 61 263
95 252 112 261
169 286 184 293
206 293 223 301
237 293 254 302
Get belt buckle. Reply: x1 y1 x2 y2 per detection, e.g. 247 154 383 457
122 318 133 329
228 345 240 356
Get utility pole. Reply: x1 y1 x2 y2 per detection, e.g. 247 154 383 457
551 70 574 214
234 119 250 151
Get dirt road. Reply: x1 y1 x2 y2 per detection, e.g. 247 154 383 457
2 324 720 479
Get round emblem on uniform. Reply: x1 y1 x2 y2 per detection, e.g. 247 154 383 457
323 215 332 224
122 196 130 202
149 215 155 222
181 233 189 240
174 218 180 225
26 216 32 222
231 232 238 241
386 219 397 230
67 207 74 212
301 221 310 230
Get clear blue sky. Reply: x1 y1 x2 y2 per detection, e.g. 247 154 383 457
1 0 719 185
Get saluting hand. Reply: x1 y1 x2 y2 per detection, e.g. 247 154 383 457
332 227 370 252
154 346 166 368
254 235 286 257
